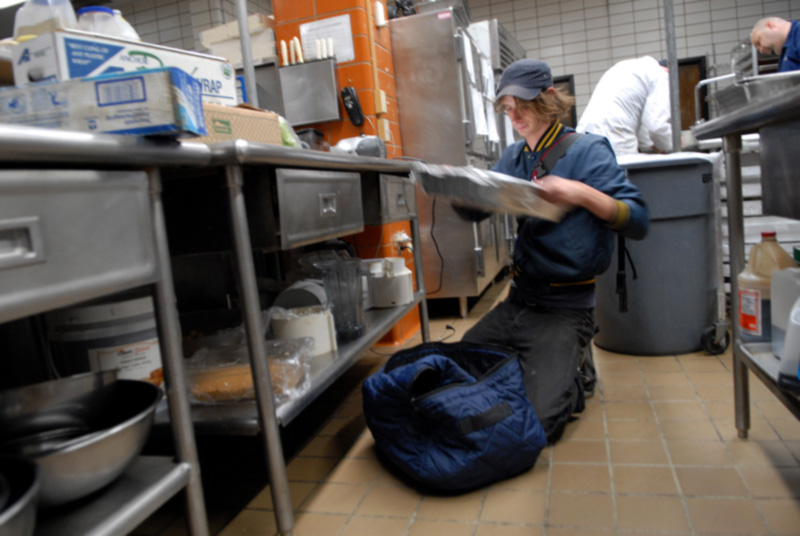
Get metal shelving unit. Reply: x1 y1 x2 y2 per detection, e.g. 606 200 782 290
172 139 431 536
0 124 432 536
35 457 191 536
693 84 800 438
0 125 212 536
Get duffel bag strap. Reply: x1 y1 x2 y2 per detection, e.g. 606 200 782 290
458 401 513 435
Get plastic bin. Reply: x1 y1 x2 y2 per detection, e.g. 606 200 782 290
594 153 718 355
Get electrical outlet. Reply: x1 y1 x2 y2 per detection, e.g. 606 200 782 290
377 89 388 115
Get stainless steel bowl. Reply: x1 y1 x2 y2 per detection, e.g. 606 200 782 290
0 372 162 507
0 456 39 536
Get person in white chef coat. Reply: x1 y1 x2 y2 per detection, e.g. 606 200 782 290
576 56 672 156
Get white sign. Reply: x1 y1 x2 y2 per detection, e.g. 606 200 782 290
300 14 355 63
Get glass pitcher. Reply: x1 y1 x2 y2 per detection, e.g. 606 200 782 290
314 258 366 341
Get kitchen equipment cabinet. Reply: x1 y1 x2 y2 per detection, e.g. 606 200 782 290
390 10 519 316
693 82 800 434
0 125 212 536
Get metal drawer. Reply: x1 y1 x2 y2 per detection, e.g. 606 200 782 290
0 170 157 323
276 168 363 249
361 173 417 225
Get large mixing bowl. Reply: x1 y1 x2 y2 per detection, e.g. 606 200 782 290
0 371 162 507
0 456 39 536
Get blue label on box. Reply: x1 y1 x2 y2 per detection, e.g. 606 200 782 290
64 38 125 78
95 76 148 107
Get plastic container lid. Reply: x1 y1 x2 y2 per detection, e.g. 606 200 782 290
77 5 113 15
762 231 777 238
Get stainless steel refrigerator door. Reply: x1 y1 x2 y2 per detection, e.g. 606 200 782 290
391 11 474 166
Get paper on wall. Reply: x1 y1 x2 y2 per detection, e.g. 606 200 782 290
300 14 355 62
486 100 500 142
482 56 495 100
471 88 488 136
463 31 476 84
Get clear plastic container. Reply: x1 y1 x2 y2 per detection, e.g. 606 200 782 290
114 9 140 41
779 295 800 392
77 6 118 37
770 267 800 357
13 0 77 39
737 231 796 343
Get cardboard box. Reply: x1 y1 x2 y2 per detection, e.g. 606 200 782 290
200 14 274 46
12 30 237 105
206 32 276 68
0 67 206 137
200 15 276 67
194 103 281 145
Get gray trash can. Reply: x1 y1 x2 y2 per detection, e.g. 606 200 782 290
594 153 718 356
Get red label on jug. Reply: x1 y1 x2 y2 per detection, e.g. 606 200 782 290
739 288 762 336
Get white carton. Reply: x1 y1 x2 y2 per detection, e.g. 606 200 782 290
12 30 237 105
0 67 206 137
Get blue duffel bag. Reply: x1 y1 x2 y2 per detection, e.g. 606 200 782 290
362 341 547 492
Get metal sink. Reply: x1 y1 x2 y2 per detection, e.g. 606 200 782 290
712 70 800 115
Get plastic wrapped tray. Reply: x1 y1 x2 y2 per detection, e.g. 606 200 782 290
185 337 314 404
412 162 565 221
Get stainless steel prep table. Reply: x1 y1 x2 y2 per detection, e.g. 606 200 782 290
692 87 800 437
165 139 431 536
0 125 211 536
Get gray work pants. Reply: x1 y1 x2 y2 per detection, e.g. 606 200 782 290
461 297 595 443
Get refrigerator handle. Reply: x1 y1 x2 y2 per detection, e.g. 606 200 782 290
472 222 485 278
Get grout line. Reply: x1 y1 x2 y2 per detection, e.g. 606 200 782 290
641 354 698 536
598 372 621 536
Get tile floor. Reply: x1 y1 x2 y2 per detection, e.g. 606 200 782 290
136 278 800 536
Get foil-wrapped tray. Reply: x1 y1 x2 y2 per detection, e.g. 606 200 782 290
412 162 565 222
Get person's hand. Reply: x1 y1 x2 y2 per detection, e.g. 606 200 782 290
534 174 581 208
535 174 619 222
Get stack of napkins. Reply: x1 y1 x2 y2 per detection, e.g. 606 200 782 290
412 162 565 222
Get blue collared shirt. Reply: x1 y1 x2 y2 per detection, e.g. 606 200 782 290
779 20 800 72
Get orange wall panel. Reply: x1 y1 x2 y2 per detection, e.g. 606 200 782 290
336 63 375 91
273 0 314 22
377 69 396 99
316 0 366 17
350 35 372 64
374 44 394 77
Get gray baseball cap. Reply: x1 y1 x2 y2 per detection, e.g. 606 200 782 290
496 59 553 102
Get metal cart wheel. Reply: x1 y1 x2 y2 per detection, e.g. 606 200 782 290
702 325 730 355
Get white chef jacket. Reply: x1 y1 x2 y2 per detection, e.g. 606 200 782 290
577 56 672 155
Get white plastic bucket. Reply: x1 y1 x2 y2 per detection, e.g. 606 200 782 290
46 294 164 386
270 305 337 357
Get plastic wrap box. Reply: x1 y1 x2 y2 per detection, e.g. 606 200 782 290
12 30 237 105
0 67 206 137
194 103 281 145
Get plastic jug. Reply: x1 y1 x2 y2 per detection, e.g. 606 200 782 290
114 9 140 41
77 6 118 37
314 259 367 341
13 0 77 39
770 267 800 357
778 295 800 393
737 231 796 343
